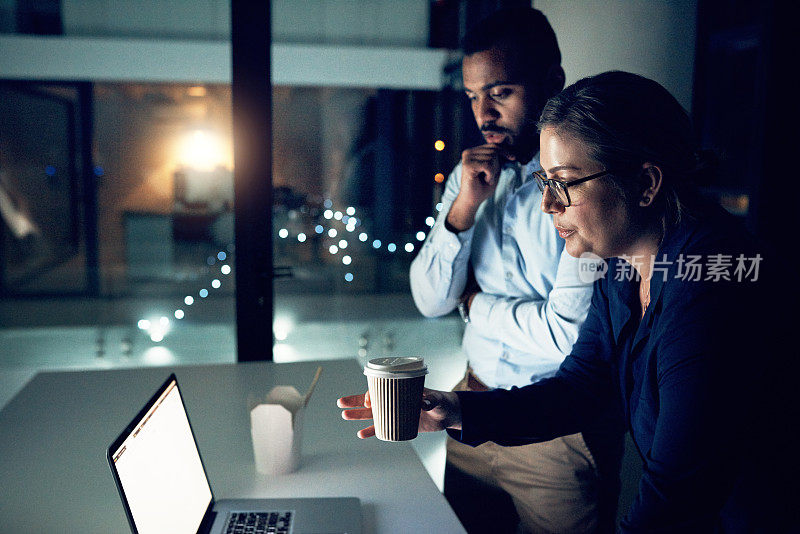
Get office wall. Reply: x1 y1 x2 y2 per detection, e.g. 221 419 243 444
61 0 229 40
60 0 429 47
535 0 697 110
0 0 14 32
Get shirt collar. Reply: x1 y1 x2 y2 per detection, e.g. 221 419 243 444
606 218 700 343
521 154 541 185
645 218 700 317
607 264 637 343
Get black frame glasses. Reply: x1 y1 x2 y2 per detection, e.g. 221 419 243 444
532 169 614 207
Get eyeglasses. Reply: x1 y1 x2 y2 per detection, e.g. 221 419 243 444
532 169 614 207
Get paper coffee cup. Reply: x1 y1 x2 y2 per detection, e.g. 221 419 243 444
363 357 428 441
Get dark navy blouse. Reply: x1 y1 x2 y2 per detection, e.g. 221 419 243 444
452 204 793 532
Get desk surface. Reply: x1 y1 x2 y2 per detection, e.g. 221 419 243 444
0 359 465 533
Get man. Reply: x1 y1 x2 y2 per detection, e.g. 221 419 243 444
410 8 623 533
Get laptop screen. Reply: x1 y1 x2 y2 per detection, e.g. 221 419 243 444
109 377 213 534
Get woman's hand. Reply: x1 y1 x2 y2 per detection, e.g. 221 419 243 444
337 388 462 439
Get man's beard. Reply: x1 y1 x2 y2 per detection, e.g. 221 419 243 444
480 123 512 138
481 120 538 160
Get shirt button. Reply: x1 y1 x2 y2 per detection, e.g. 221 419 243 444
501 351 509 360
504 225 512 234
505 271 513 280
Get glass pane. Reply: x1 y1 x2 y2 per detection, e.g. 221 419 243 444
0 84 84 294
0 81 237 404
270 85 468 385
93 81 236 357
1 0 237 411
269 85 470 493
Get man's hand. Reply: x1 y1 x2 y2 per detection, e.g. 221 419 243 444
446 144 515 232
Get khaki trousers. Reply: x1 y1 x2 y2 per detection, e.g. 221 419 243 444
445 370 605 533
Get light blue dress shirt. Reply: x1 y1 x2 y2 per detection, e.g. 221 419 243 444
410 158 595 388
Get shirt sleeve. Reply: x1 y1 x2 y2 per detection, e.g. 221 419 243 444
409 163 474 318
467 248 598 359
450 279 618 446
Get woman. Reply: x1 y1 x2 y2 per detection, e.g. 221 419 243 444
339 72 790 532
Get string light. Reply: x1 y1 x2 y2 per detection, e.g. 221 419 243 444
434 172 445 183
158 199 449 332
155 196 452 338
434 140 445 151
137 316 172 343
143 316 171 343
274 317 293 341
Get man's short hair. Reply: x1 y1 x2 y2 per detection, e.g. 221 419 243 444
462 7 561 81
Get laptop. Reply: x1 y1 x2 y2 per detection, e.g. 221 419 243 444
107 373 361 534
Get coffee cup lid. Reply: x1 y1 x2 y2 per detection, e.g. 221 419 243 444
364 357 428 378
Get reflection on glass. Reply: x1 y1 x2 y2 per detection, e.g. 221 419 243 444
0 84 82 293
2 79 460 371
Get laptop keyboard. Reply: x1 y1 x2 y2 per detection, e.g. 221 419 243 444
225 511 293 534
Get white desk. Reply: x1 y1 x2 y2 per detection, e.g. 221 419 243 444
0 359 465 533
